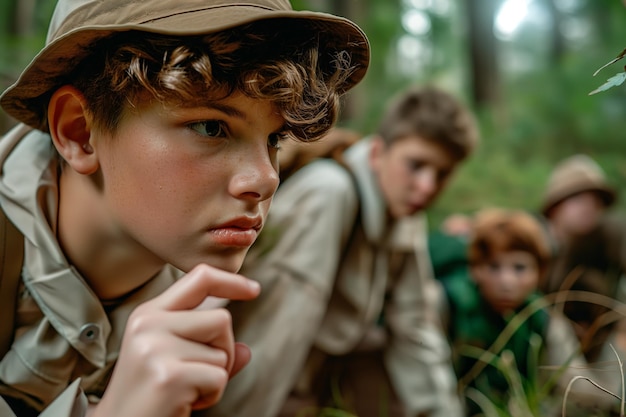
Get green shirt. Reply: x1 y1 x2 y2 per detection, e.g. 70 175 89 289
429 231 549 408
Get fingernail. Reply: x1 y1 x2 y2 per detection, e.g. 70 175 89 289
248 279 260 292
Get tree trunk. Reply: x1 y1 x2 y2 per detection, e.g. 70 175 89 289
306 0 370 125
545 0 566 64
464 0 501 109
15 0 37 36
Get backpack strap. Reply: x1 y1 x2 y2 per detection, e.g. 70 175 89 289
329 151 364 259
278 128 361 183
0 206 24 358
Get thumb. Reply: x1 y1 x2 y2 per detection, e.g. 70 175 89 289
230 342 252 378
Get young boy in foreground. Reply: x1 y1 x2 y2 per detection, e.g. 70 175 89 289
0 1 370 416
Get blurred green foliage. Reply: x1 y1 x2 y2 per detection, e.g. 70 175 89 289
0 0 54 78
332 0 626 228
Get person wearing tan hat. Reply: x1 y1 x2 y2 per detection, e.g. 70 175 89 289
539 155 626 385
0 1 369 416
540 154 617 241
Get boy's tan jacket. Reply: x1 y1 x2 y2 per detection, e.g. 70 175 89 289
0 125 182 416
210 138 462 417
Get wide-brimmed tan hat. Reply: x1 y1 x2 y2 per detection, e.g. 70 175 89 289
541 154 616 216
0 0 370 131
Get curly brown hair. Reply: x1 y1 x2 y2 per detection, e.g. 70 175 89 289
65 19 355 142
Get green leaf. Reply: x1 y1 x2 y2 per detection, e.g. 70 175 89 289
588 72 626 95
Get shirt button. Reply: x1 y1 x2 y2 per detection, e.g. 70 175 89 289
79 324 100 344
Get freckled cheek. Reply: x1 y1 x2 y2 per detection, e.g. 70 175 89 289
108 155 194 220
382 166 406 193
147 160 217 213
111 172 173 227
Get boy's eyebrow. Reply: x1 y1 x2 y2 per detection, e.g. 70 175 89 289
205 102 246 119
204 101 287 132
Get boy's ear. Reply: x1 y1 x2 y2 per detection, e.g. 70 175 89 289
48 85 98 175
368 135 385 170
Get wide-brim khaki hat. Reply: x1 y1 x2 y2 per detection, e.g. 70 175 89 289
541 154 616 216
1 0 370 131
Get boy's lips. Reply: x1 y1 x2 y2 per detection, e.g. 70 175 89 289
496 299 518 309
209 216 263 247
407 200 426 213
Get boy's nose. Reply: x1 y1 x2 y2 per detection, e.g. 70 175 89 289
499 269 517 289
414 169 437 198
231 151 280 201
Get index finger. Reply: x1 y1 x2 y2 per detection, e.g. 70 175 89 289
151 264 260 311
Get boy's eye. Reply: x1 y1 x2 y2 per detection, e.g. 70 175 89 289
268 133 288 150
488 262 500 272
189 120 226 137
407 159 425 172
513 263 528 273
436 169 451 183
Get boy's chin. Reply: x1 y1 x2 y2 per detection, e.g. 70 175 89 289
203 257 245 274
493 302 521 315
176 252 248 274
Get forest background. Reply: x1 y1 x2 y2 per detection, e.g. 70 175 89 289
1 0 625 227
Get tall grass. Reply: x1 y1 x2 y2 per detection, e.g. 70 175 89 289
458 290 626 417
293 289 626 417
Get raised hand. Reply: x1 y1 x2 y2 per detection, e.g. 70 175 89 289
90 264 260 417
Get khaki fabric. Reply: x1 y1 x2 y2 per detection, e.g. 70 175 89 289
0 125 182 416
0 378 86 417
544 311 619 409
209 138 462 417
